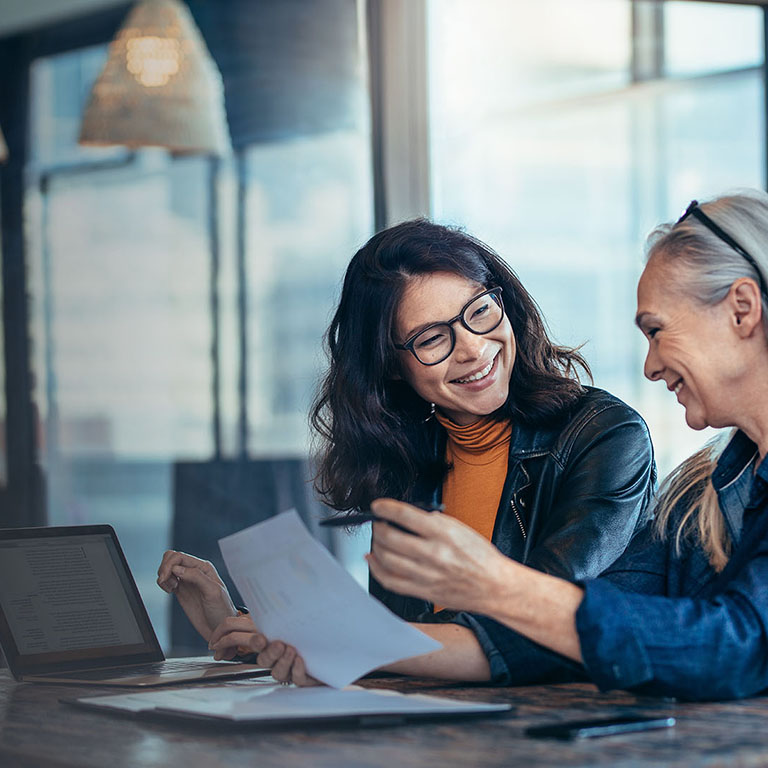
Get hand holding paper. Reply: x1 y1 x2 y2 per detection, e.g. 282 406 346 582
218 510 441 688
207 614 319 687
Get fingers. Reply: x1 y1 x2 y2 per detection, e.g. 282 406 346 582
157 550 188 586
289 654 320 687
206 615 315 686
372 521 436 563
208 617 269 661
159 560 224 601
369 498 441 556
157 550 219 592
157 550 181 592
266 644 317 686
371 498 444 538
371 499 492 566
169 564 221 598
367 499 454 601
208 616 264 650
367 501 510 613
371 514 454 578
366 551 432 599
256 640 290 670
270 644 297 682
210 632 263 661
368 536 435 585
211 645 238 661
157 573 179 593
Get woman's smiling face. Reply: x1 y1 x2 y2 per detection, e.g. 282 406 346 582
636 256 750 431
394 271 516 425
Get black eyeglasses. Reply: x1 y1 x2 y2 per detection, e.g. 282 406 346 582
394 286 504 366
675 199 767 297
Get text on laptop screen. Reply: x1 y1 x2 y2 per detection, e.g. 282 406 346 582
0 534 151 657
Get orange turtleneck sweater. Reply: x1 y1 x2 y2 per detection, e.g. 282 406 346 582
435 411 512 542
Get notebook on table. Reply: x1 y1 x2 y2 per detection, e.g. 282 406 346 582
65 683 513 728
0 524 269 686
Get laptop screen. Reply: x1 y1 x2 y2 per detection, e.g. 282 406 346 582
0 525 163 676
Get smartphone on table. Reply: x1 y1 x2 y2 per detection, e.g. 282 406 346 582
525 715 676 740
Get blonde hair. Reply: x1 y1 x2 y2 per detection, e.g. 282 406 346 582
652 436 730 571
646 190 768 571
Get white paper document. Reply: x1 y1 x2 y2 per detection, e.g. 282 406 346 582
218 510 441 688
73 680 279 714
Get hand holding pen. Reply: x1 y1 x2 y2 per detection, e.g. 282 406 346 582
319 501 445 533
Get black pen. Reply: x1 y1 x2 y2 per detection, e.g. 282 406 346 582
319 501 445 528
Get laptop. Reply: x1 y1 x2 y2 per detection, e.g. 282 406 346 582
0 524 269 686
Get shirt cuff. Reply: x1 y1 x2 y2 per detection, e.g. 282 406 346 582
576 579 653 691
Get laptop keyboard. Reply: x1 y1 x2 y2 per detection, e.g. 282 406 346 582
44 659 229 681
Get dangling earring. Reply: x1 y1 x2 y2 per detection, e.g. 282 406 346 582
423 402 436 423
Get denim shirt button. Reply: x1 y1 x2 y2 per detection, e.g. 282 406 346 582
612 664 621 678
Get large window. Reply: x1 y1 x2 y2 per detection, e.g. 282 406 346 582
243 133 373 456
428 0 764 475
26 46 216 643
23 6 374 647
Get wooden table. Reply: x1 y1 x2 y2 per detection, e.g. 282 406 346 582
1 670 767 767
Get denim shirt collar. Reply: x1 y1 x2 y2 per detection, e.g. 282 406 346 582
712 430 761 543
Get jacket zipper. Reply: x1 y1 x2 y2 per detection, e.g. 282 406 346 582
510 497 527 540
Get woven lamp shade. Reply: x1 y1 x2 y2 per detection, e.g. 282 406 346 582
79 0 230 155
0 124 7 163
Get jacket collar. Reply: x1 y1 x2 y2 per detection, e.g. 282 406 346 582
429 411 558 461
713 430 760 543
507 419 560 458
506 386 598 458
712 430 759 491
431 386 601 464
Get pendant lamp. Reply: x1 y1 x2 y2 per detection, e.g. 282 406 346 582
79 0 230 155
0 124 7 163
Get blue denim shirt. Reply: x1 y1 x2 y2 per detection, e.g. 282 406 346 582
457 430 768 700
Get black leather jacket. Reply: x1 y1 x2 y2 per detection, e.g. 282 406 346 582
370 387 657 627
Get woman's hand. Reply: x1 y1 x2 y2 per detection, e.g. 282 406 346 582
366 497 508 614
207 616 320 686
368 498 585 663
156 551 237 642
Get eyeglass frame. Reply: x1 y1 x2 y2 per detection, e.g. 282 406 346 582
394 286 505 366
675 199 767 298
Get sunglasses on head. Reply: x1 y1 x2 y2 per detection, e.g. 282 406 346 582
675 200 767 298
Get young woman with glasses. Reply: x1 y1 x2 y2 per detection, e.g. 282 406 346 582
159 219 656 684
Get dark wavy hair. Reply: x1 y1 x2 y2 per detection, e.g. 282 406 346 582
311 219 591 511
